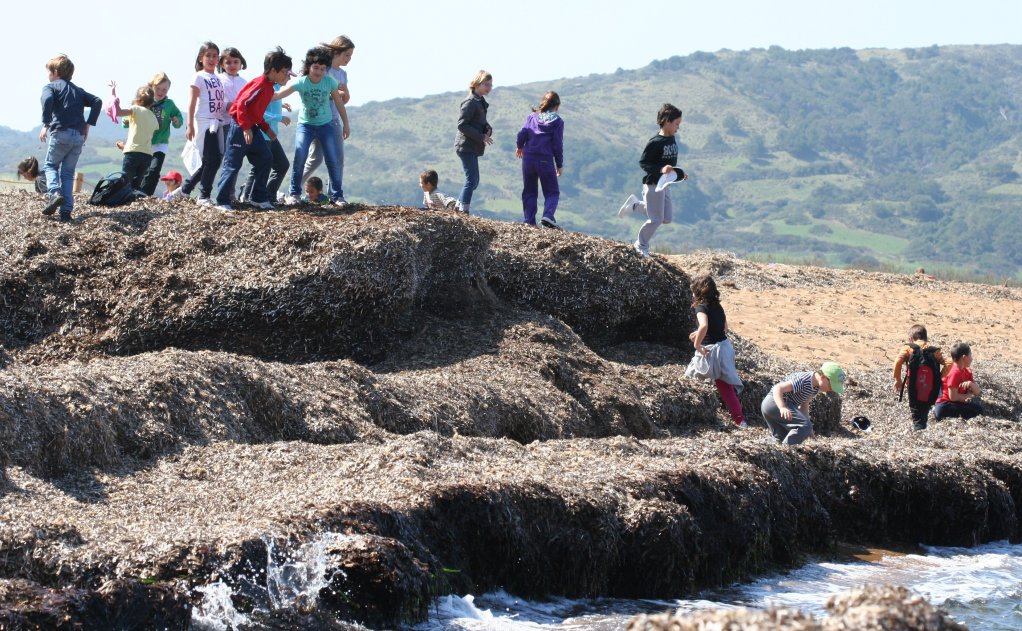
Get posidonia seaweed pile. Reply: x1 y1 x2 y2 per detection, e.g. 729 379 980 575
0 190 1020 629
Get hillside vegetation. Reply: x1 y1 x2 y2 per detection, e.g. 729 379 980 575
5 44 1022 277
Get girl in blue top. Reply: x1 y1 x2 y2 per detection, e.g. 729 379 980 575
274 48 349 206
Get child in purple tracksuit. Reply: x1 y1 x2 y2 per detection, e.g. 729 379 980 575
515 91 564 229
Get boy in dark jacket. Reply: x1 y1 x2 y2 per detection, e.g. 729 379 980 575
39 54 102 221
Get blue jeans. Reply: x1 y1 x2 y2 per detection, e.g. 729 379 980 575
290 123 342 200
43 128 84 216
243 138 289 201
457 152 480 208
215 122 272 205
301 118 344 196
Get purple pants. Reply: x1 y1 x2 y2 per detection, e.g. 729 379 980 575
521 155 559 225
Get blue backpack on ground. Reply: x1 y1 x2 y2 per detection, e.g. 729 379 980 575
89 172 145 207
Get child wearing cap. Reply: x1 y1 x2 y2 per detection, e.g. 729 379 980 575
761 361 845 445
160 170 183 198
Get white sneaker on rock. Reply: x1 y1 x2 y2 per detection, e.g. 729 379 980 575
633 240 649 257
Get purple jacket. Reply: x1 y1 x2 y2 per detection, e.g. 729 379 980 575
516 111 564 169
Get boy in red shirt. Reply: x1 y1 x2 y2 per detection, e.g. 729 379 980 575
934 343 984 420
214 47 293 210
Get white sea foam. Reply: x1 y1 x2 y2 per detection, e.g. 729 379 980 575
190 532 353 629
420 541 1022 631
265 532 352 611
191 581 252 631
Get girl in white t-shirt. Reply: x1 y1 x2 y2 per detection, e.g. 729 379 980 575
217 47 248 200
218 47 247 124
178 41 226 204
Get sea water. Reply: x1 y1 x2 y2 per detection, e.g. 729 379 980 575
415 541 1022 631
191 538 1022 630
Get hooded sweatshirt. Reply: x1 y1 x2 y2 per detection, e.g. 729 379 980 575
515 111 564 168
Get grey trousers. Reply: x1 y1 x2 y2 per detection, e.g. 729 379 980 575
761 395 813 445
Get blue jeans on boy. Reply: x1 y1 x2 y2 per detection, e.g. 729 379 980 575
243 138 289 201
43 128 84 217
457 152 480 210
290 123 342 201
215 122 272 205
521 155 559 225
302 118 344 197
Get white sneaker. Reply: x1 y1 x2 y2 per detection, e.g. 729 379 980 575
330 197 348 208
216 204 233 211
196 197 213 207
282 195 299 206
737 420 750 429
618 194 640 218
252 200 275 210
633 239 649 257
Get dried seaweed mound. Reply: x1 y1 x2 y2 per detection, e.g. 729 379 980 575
627 584 967 631
0 192 695 366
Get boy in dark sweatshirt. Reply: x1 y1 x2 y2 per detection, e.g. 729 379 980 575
39 54 102 221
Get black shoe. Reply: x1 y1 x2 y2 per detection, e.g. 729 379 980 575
42 194 65 216
57 213 72 223
541 217 562 230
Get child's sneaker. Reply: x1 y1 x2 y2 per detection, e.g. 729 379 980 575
633 239 649 257
216 204 234 212
42 193 64 216
737 420 750 429
330 197 348 208
618 194 640 218
282 195 299 206
196 197 213 207
541 217 562 230
252 200 275 210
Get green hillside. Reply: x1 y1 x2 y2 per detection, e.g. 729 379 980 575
6 44 1022 278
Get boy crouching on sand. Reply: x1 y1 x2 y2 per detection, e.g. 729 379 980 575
761 362 845 445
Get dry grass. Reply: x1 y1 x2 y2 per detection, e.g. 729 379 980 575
0 192 1019 628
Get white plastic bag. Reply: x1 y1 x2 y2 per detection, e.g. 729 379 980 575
181 140 202 175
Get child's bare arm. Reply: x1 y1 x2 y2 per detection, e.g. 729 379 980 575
331 90 350 138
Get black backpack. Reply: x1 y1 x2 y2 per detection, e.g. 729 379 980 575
89 172 144 207
899 343 941 406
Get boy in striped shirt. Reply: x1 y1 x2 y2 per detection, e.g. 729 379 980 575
761 362 845 445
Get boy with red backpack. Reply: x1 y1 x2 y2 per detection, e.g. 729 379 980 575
893 324 952 431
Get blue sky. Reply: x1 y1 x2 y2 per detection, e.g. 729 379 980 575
7 0 1020 132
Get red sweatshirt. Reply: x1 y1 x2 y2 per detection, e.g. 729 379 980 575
229 74 275 136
